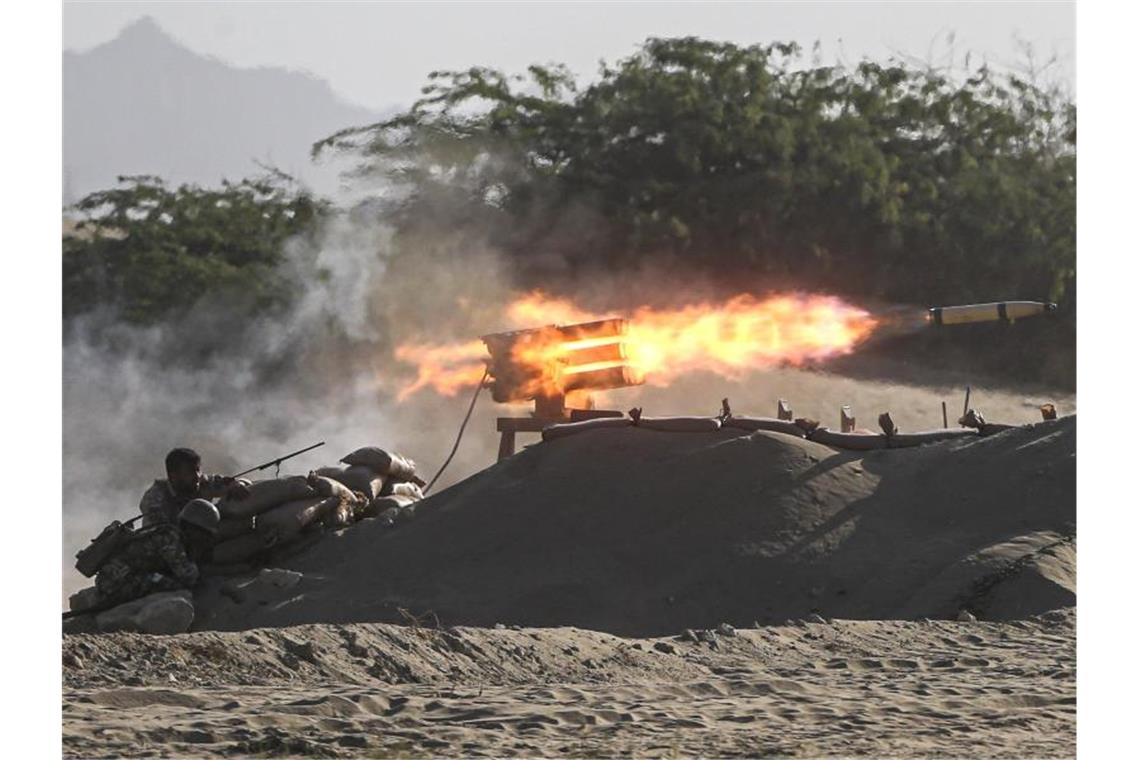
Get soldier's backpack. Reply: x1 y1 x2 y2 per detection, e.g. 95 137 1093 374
74 515 146 578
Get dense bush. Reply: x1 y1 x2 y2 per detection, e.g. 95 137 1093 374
63 174 326 325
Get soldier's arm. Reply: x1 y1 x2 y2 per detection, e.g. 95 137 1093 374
201 473 251 501
198 474 230 500
138 482 169 528
157 529 200 588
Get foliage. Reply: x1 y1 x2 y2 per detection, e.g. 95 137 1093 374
63 174 326 325
317 37 1075 309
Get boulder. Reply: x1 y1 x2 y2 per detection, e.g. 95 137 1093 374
95 590 195 635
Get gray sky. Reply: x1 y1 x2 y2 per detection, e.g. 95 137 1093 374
64 1 1075 111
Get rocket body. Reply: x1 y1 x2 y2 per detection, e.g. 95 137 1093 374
927 301 1056 326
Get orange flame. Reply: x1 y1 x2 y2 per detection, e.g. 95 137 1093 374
393 340 488 401
393 291 877 400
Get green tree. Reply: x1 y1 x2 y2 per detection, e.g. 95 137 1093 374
317 37 1075 309
63 174 326 325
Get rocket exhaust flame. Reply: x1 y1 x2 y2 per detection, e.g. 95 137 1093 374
394 291 879 402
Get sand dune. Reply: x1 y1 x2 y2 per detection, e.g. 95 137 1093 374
62 608 1075 757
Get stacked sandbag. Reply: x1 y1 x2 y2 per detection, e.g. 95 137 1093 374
217 476 316 520
313 464 386 501
340 446 418 481
360 494 420 526
256 496 347 546
334 446 425 522
211 476 318 564
253 471 370 547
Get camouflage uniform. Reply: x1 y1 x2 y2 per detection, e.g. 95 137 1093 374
94 523 201 606
138 475 231 528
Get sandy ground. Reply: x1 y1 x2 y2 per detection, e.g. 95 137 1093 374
62 608 1074 757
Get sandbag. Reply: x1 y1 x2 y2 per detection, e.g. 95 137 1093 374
888 429 979 448
723 416 807 438
339 447 417 480
216 516 255 541
211 532 270 565
809 428 887 451
390 481 424 501
542 417 632 441
315 464 386 500
256 496 342 546
217 475 316 519
635 416 723 432
307 473 365 504
360 494 418 520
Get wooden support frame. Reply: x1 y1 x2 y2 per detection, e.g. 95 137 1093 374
495 406 623 461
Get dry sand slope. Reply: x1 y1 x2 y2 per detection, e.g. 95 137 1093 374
62 609 1075 757
191 415 1075 635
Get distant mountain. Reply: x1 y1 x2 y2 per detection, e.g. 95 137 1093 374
64 16 385 202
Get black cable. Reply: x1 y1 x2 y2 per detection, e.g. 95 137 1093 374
423 367 490 494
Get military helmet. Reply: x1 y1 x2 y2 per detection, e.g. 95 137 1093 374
178 499 221 534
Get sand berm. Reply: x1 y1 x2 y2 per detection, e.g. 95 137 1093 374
190 414 1075 633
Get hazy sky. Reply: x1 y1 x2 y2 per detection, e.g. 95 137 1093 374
64 1 1075 110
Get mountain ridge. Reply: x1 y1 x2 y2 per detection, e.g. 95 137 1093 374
64 16 385 201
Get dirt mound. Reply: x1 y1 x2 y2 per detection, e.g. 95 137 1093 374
192 416 1075 635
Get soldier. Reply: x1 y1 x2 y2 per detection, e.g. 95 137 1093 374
139 447 249 528
94 499 221 607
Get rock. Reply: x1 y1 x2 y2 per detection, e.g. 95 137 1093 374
957 609 978 623
63 653 84 669
653 641 677 654
807 613 827 624
219 579 247 604
679 628 698 642
494 623 506 630
62 614 99 635
696 629 718 644
258 568 303 590
95 590 195 635
68 586 102 613
716 623 736 637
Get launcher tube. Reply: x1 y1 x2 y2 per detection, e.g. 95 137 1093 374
927 301 1056 325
